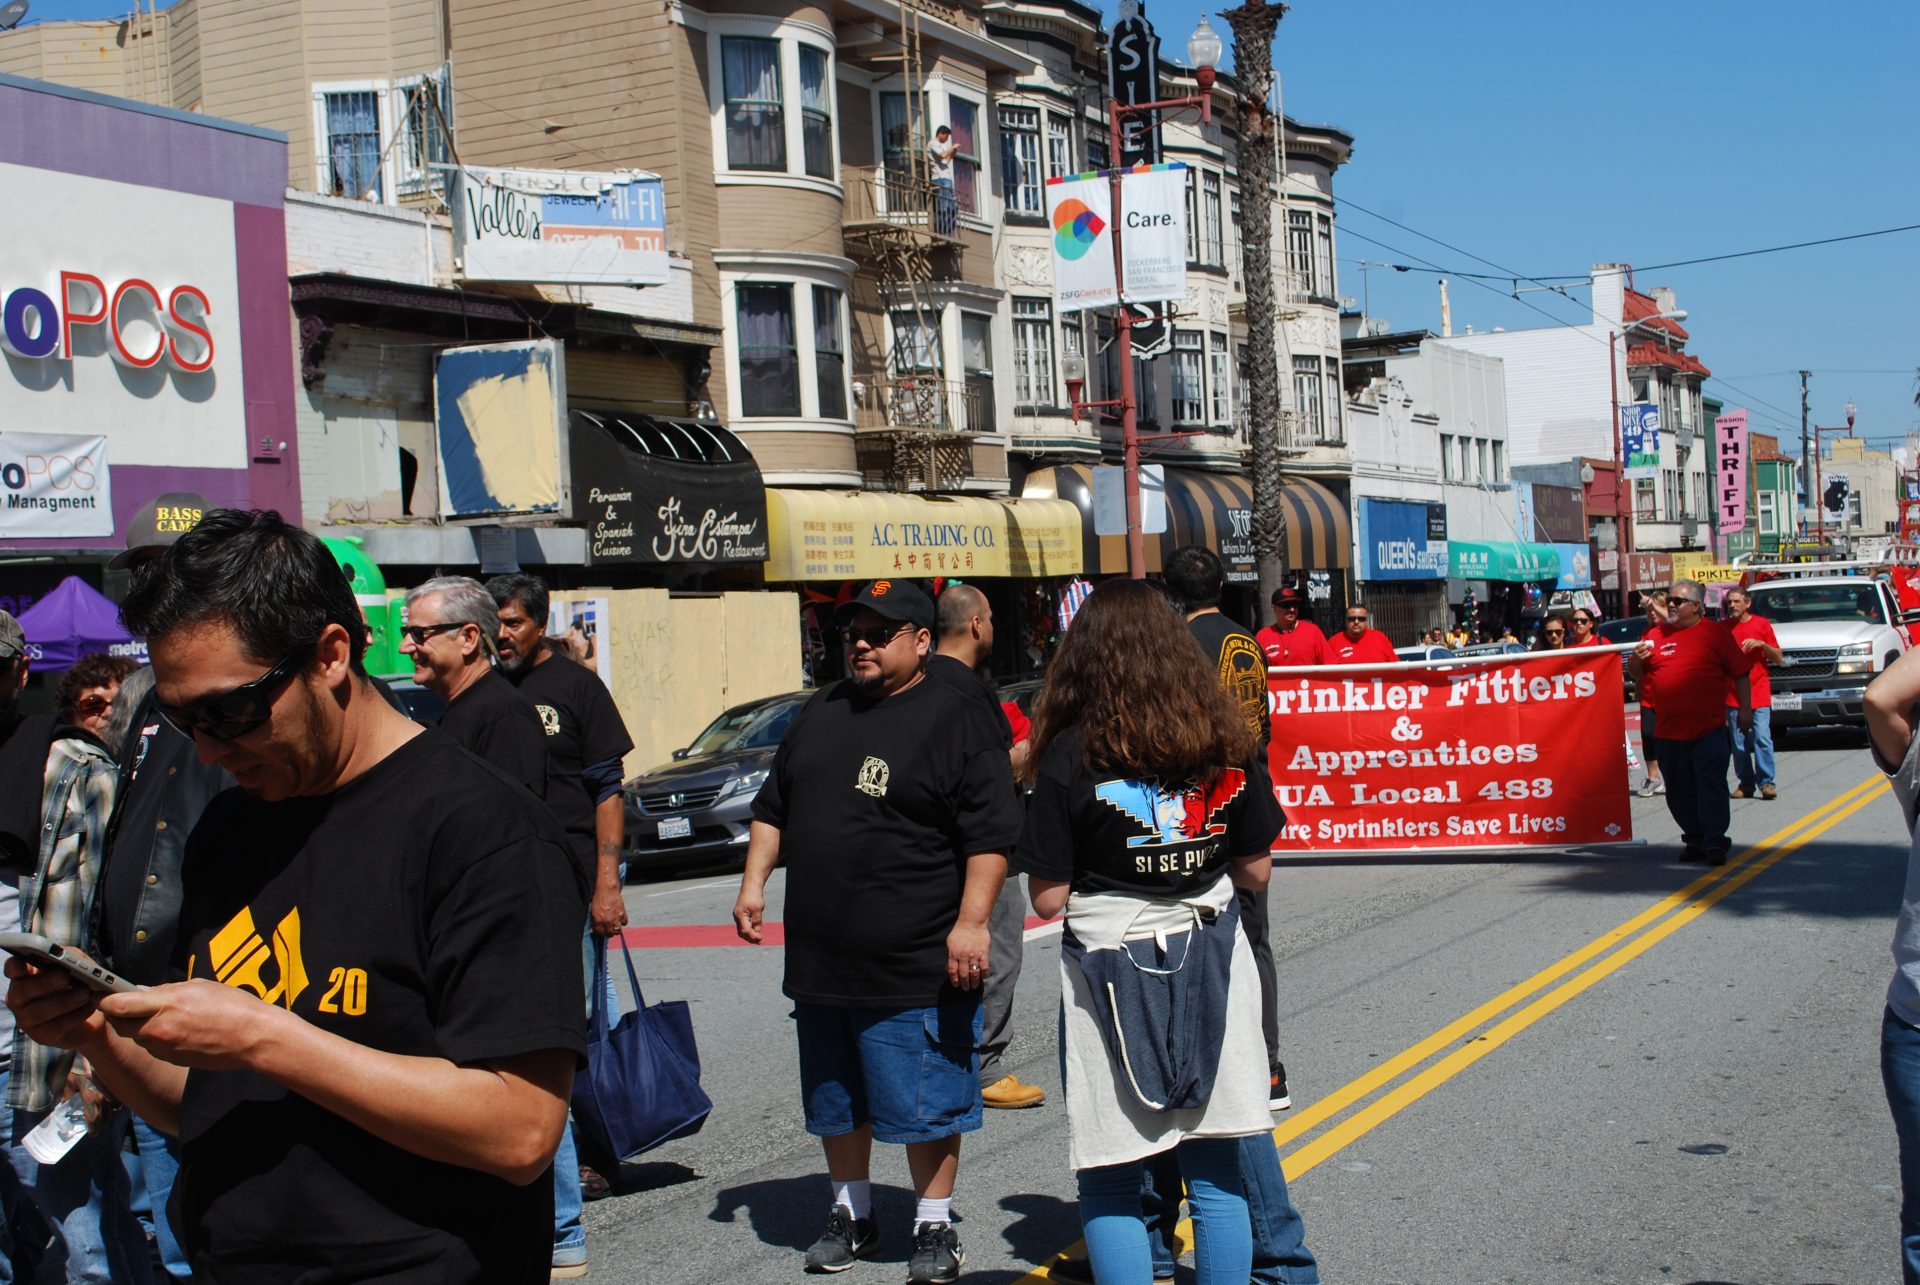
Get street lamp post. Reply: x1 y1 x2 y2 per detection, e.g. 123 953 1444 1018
1609 307 1688 613
1063 16 1221 578
1813 399 1859 548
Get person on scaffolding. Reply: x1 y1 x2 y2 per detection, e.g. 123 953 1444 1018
928 124 958 236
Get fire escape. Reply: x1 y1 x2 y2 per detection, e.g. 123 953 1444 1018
840 1 977 492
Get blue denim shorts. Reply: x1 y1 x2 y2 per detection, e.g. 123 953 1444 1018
793 1001 984 1144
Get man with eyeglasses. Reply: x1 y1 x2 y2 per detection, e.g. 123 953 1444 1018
7 510 589 1281
400 577 545 801
1628 579 1753 866
1255 586 1329 668
1330 605 1397 666
734 579 1020 1284
1722 588 1783 801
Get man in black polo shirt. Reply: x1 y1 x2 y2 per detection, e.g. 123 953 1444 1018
486 573 633 1275
6 509 587 1281
401 576 546 803
734 579 1021 1285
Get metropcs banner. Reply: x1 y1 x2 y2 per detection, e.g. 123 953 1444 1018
1266 652 1632 852
0 433 112 538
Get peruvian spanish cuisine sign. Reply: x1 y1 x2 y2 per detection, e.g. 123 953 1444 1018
1267 652 1632 852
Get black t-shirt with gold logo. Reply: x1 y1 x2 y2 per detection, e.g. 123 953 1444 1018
752 678 1022 1008
1186 611 1272 745
172 729 589 1282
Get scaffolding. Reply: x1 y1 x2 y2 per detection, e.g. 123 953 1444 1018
840 0 975 492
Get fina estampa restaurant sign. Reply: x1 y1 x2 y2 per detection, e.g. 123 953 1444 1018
457 166 668 286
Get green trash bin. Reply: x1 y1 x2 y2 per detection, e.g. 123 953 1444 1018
321 535 403 677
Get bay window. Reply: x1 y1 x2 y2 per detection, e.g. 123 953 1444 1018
798 47 832 179
949 98 981 214
813 286 846 420
1046 112 1073 181
1172 331 1204 424
1293 355 1323 438
737 284 800 416
1013 298 1054 409
1000 106 1043 215
1209 332 1231 425
721 38 785 171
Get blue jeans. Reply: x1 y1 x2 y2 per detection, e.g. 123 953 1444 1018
1145 1136 1319 1283
1728 706 1776 790
8 1107 151 1284
932 178 957 235
1654 726 1734 855
127 1115 189 1279
1081 1137 1250 1284
1885 1007 1920 1284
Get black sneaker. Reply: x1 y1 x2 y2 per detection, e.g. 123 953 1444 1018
1270 1064 1292 1111
907 1221 964 1284
1706 849 1729 867
804 1205 876 1274
1680 845 1709 864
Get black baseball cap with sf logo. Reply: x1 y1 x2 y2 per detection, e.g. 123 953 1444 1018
108 492 210 570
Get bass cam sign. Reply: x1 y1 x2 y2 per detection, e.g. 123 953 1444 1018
1267 652 1631 851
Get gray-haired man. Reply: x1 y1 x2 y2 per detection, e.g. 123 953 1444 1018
401 576 547 801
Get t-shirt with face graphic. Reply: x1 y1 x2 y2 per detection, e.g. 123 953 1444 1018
1016 729 1284 897
1186 612 1271 745
752 677 1023 1007
171 729 588 1280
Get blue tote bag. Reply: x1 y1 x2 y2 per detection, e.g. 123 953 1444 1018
571 940 712 1171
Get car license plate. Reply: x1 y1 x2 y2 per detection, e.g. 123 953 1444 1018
657 817 692 840
1771 692 1802 711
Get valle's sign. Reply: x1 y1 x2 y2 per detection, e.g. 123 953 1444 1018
458 166 668 286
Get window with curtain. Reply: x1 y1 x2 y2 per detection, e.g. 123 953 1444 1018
1662 468 1681 518
1634 478 1657 519
880 91 928 190
1228 191 1242 280
1087 135 1110 172
1046 112 1072 180
722 38 786 171
1134 355 1158 423
813 285 846 419
892 311 942 373
1314 213 1334 301
737 284 800 416
1323 370 1342 440
324 91 383 200
1287 209 1314 298
1012 298 1053 409
1293 355 1322 438
1185 168 1200 262
961 313 994 431
395 72 450 194
1203 172 1223 266
1171 331 1204 424
999 106 1042 215
949 98 980 214
1209 332 1231 425
798 46 832 179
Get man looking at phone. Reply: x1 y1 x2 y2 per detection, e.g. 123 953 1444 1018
7 510 588 1281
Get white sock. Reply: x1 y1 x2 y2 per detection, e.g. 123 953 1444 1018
914 1195 952 1227
833 1179 871 1222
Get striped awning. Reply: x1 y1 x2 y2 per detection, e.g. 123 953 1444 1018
1020 466 1349 578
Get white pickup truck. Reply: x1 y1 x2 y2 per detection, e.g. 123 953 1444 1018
1742 571 1913 731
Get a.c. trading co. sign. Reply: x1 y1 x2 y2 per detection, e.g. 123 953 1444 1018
0 272 214 372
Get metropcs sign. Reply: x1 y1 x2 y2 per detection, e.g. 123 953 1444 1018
0 271 215 372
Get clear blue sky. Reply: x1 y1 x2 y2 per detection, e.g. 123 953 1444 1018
23 0 1918 455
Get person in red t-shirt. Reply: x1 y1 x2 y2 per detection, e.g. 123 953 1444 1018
1628 579 1753 865
1255 587 1330 667
1722 587 1784 801
1634 591 1672 797
1329 605 1397 665
1567 607 1604 648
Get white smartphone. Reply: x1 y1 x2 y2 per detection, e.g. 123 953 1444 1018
0 932 137 995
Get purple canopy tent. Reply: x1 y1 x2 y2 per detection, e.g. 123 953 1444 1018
15 577 145 672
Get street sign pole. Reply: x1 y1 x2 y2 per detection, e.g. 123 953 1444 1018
1108 104 1146 579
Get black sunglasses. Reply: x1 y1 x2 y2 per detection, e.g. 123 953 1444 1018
156 651 307 742
400 622 467 646
842 623 910 648
1345 614 1368 622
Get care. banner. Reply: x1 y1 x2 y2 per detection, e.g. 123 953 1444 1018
1116 163 1189 303
1266 651 1632 852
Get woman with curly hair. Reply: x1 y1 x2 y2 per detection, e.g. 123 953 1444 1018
54 652 140 740
1017 578 1288 1284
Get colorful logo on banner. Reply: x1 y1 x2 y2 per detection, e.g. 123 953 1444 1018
1044 173 1118 311
1266 652 1632 852
1622 403 1661 480
1052 199 1106 260
1713 409 1750 538
1117 164 1189 304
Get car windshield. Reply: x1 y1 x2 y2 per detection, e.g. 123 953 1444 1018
684 699 801 756
1747 584 1881 624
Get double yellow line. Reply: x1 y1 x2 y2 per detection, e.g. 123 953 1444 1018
1016 773 1892 1282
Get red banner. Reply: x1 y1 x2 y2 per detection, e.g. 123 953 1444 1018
1266 652 1633 852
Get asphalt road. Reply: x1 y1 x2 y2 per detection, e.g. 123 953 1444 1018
585 724 1910 1284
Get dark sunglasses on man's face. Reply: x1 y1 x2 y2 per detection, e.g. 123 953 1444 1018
400 622 466 647
1345 614 1368 623
842 624 909 648
155 651 306 742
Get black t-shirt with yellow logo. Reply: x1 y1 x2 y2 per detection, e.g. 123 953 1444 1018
752 677 1022 1008
172 729 589 1282
1186 611 1272 745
